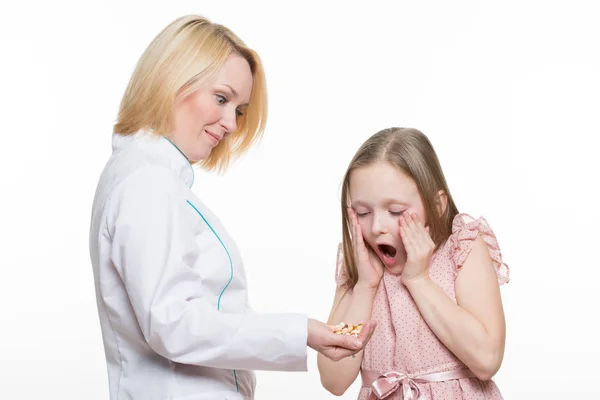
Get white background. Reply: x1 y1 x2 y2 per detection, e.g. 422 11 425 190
1 1 598 399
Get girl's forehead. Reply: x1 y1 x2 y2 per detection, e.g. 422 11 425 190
351 162 414 186
349 163 419 204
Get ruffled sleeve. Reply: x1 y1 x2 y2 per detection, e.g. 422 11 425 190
450 214 510 285
334 242 350 289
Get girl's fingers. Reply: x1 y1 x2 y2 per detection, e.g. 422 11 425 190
356 223 364 249
349 208 367 261
351 211 360 253
406 214 431 252
399 216 408 243
417 216 429 238
409 213 428 243
409 215 434 253
400 225 412 253
357 224 370 262
418 219 434 249
349 208 357 239
407 213 419 232
398 213 406 231
403 214 417 242
348 208 358 254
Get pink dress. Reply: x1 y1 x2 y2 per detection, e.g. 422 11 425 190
335 214 510 400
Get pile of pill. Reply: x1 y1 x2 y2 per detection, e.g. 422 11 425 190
332 322 363 337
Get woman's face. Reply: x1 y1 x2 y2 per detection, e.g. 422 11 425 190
171 53 253 162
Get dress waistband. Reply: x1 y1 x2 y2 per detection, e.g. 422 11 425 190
361 368 476 399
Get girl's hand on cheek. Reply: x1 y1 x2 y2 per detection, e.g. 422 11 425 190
399 213 434 285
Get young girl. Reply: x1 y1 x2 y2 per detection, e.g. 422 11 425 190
318 127 509 399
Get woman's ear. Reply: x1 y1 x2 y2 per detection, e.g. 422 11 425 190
436 190 448 217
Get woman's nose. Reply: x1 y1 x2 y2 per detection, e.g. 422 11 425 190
220 108 238 134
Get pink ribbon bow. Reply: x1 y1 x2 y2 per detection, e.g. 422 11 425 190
371 371 421 399
363 368 476 400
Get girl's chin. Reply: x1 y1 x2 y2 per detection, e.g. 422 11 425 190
384 264 404 276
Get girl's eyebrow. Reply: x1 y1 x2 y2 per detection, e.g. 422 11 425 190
352 198 409 207
383 198 409 206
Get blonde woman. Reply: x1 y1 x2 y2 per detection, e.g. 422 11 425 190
89 15 376 400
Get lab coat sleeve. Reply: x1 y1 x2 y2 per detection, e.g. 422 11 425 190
106 166 307 371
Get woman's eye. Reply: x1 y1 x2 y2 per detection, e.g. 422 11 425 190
390 211 404 216
356 212 370 217
216 94 227 104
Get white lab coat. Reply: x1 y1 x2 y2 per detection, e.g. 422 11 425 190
89 131 308 400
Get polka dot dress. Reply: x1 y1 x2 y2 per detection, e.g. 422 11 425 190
335 214 509 399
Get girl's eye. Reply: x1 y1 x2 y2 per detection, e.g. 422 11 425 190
216 94 227 104
356 212 370 217
390 211 404 216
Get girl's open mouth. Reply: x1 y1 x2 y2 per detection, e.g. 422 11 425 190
377 243 398 266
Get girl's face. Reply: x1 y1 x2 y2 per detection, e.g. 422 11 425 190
349 161 427 275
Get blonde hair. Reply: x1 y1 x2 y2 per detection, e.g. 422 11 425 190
114 15 267 172
340 127 459 289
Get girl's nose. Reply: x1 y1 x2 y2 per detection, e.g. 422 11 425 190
371 216 388 236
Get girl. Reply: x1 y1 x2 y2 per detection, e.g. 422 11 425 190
318 127 509 399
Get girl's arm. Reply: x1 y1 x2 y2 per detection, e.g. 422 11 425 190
318 209 383 395
404 235 506 380
317 283 378 396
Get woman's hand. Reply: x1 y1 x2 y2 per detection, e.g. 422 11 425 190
348 208 384 290
399 213 434 285
308 318 377 361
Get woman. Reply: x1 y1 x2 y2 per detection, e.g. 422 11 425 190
89 15 375 400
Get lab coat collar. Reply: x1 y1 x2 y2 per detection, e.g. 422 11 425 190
112 130 195 188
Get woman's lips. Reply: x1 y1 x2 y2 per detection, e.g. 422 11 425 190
205 130 221 144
